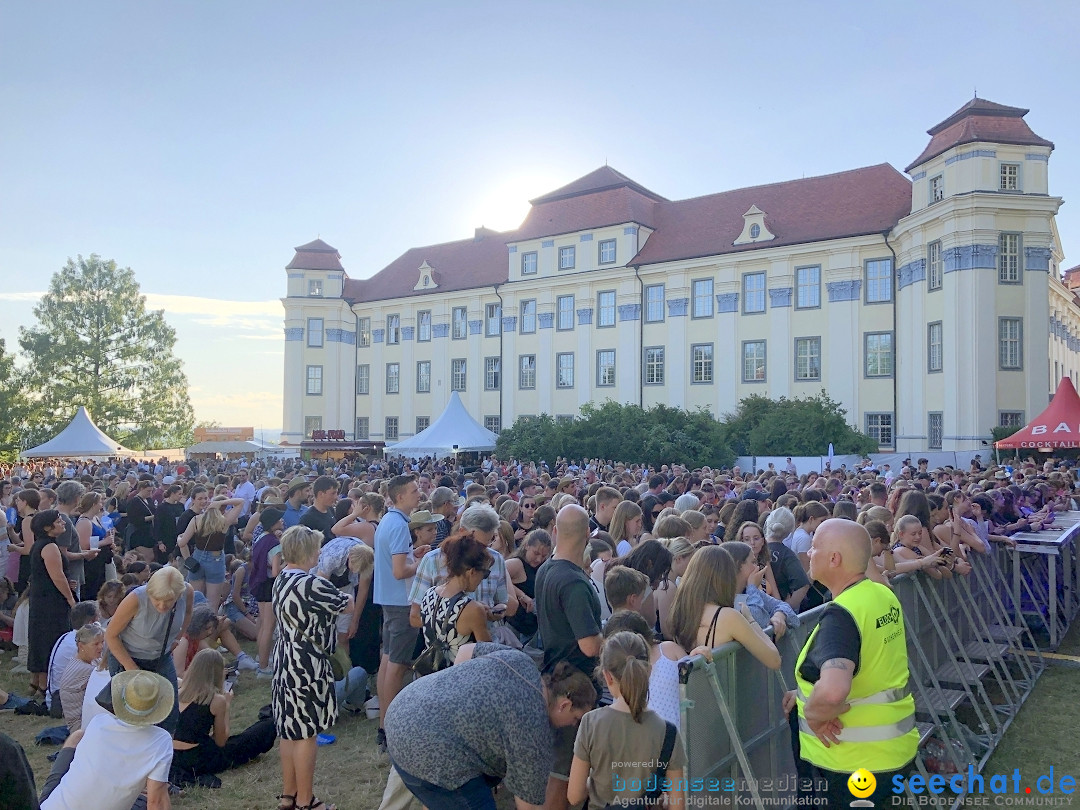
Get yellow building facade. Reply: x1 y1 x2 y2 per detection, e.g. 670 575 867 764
281 99 1073 454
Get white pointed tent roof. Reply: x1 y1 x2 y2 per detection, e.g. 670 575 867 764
386 391 498 457
21 407 136 458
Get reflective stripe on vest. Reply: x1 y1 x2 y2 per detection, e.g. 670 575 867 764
799 714 916 743
796 684 910 706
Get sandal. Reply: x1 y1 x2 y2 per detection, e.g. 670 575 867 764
276 795 296 810
298 799 335 810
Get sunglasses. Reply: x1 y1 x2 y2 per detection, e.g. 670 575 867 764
652 510 663 517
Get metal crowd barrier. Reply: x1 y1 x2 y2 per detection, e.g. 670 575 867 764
675 520 1073 810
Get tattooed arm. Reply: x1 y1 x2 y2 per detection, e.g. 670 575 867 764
803 657 854 745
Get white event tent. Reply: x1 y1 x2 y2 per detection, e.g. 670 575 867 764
386 391 498 458
21 407 136 459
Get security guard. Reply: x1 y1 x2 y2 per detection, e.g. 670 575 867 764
784 519 917 808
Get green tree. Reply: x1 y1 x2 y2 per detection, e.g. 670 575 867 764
18 254 195 449
721 391 878 457
0 338 27 459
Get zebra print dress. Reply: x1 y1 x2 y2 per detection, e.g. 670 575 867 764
271 569 349 740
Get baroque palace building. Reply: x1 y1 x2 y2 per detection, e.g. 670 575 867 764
281 98 1078 454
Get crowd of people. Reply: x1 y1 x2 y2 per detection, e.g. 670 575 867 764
0 451 1076 810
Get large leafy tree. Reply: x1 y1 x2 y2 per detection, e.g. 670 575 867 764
0 338 27 458
721 390 878 457
18 254 195 449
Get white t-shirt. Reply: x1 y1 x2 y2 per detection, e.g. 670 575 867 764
785 527 813 556
47 632 77 708
590 559 612 621
41 712 173 810
615 539 633 558
233 480 257 514
80 667 112 731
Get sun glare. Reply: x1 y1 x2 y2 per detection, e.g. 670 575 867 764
464 169 570 233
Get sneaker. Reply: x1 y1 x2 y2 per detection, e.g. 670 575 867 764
236 653 258 672
363 695 379 712
256 667 273 680
376 727 387 754
0 692 31 711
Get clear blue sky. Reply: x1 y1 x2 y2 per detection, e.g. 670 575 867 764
1 1 1076 432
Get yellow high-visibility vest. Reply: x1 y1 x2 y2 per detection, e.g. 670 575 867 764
794 578 918 772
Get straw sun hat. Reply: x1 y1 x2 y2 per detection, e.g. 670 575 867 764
110 670 174 727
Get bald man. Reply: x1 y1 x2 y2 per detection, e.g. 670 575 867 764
534 504 601 810
784 519 917 808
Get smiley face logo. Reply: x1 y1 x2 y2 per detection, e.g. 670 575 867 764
848 768 876 798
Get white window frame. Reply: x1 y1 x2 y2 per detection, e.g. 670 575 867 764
927 241 943 292
417 310 431 342
597 290 616 328
520 299 537 334
928 322 943 373
356 364 370 395
485 356 501 390
795 266 821 309
387 314 400 345
308 280 323 297
355 417 369 440
930 174 944 203
999 162 1021 192
742 272 766 314
485 303 501 337
998 233 1021 284
692 343 713 384
928 412 943 450
416 360 431 393
307 318 324 347
865 413 894 447
598 239 616 265
795 337 821 381
484 416 501 435
643 346 664 386
999 411 1024 428
306 365 323 396
741 341 766 383
557 295 575 331
385 417 399 441
558 245 575 270
521 251 538 275
452 307 468 340
692 278 714 318
596 350 616 387
451 358 467 391
519 354 536 389
357 317 371 347
416 416 430 434
557 353 574 388
999 318 1022 369
645 284 665 323
385 363 400 394
864 332 894 377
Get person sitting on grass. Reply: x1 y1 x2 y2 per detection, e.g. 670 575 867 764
170 648 276 787
59 621 105 732
0 685 33 712
221 558 258 641
172 605 258 679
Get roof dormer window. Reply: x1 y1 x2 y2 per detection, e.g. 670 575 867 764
734 205 775 246
930 174 944 203
413 260 438 291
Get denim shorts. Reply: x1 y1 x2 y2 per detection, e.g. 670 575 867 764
223 600 248 624
186 548 226 585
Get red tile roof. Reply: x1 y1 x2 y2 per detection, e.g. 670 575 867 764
905 98 1054 172
628 164 912 267
337 163 916 303
286 239 344 271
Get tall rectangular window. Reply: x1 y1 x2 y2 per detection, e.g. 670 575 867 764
928 322 943 373
643 347 665 385
692 344 713 384
416 416 430 433
692 278 714 318
387 314 400 345
520 299 536 334
928 412 943 450
485 357 501 390
645 284 665 323
557 353 575 388
865 259 893 303
999 233 1021 283
484 416 501 434
308 280 323 297
485 303 501 337
558 245 575 270
795 266 821 309
358 317 371 347
356 364 370 395
1000 163 1020 191
385 417 398 441
355 417 369 440
999 317 1022 369
452 307 467 340
598 239 616 264
557 295 575 331
597 291 616 327
307 318 324 347
417 311 431 342
519 355 536 389
385 363 400 394
999 411 1024 428
521 251 538 275
451 359 467 391
416 361 431 393
304 416 322 437
927 241 943 291
930 174 944 203
306 365 323 395
743 273 766 313
795 337 821 381
865 413 893 447
865 332 894 377
742 341 766 382
596 350 616 387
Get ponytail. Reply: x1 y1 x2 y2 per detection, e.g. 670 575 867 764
599 631 651 722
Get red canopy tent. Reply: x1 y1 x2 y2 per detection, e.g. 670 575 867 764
995 378 1080 450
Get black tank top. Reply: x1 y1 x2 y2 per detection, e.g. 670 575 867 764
174 701 214 746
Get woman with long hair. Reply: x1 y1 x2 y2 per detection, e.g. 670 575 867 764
731 521 780 598
75 492 115 607
172 648 276 785
607 500 644 557
330 493 384 547
668 545 779 669
654 536 696 640
505 529 552 641
788 501 830 571
721 541 799 639
178 496 245 612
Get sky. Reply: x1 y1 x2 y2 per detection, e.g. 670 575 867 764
2 1 1077 438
